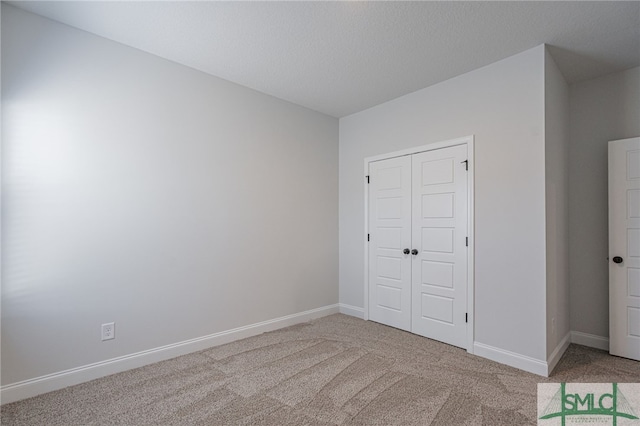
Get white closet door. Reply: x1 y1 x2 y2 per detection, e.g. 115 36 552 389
368 156 412 331
609 137 640 361
411 145 468 348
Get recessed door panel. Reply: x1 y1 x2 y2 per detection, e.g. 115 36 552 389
422 261 454 288
628 150 640 179
377 197 403 219
377 256 402 280
629 190 640 218
628 307 640 337
422 228 454 253
421 294 454 324
377 285 403 311
422 193 455 218
628 229 640 258
377 166 404 190
377 227 403 249
629 268 640 297
421 159 454 186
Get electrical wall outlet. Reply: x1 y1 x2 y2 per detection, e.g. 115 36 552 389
101 322 115 341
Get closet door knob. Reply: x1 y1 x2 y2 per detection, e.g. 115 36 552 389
411 249 418 255
613 256 623 264
403 248 410 255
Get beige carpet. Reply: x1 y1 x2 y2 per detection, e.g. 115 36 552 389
2 314 639 425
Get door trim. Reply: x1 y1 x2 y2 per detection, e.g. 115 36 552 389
363 135 475 353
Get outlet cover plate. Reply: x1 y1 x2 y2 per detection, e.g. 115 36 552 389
101 322 115 341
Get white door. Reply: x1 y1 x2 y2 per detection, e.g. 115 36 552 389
609 137 640 361
367 143 469 349
411 145 468 348
368 156 412 331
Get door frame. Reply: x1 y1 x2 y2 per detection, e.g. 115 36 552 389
363 135 475 353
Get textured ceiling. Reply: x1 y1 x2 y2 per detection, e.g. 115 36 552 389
7 1 640 118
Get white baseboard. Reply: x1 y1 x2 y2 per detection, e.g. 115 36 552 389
338 303 364 319
473 342 548 376
1 304 339 405
570 331 609 351
547 332 571 375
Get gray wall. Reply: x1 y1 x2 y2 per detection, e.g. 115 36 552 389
1 5 338 386
544 49 570 358
339 46 548 362
569 66 640 339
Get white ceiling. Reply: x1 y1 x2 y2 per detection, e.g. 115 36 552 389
7 1 640 118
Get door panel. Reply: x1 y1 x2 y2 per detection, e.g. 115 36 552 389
421 294 454 323
421 260 454 288
609 137 640 361
628 150 640 178
629 268 640 296
421 158 455 185
411 145 468 348
421 228 454 253
421 193 455 218
368 156 412 331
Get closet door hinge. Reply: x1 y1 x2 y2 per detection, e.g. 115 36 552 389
461 160 468 171
367 234 370 242
465 313 468 323
465 237 468 247
366 175 370 184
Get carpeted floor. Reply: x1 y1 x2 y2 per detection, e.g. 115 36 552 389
1 314 639 425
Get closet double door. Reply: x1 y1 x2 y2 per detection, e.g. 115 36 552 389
368 144 468 349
